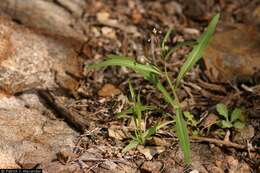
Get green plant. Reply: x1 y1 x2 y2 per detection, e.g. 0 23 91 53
183 111 201 136
119 80 173 153
216 103 245 129
88 14 220 164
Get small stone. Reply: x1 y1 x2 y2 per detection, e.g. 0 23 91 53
101 27 117 39
98 84 121 97
141 161 163 173
97 11 110 22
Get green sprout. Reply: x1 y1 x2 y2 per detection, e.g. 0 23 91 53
216 103 245 129
119 80 173 153
183 111 201 136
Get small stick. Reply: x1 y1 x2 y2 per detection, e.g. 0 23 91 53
80 158 131 166
38 89 88 133
191 136 260 152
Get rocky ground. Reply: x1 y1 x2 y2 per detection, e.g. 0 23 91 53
0 0 259 173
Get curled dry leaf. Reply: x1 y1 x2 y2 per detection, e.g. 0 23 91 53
137 145 165 160
108 125 129 140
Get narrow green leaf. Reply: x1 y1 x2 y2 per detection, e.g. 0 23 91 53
156 81 176 107
216 103 229 120
135 92 143 129
128 80 136 101
116 108 133 118
143 121 174 139
161 28 172 50
143 125 157 139
176 14 220 87
122 140 139 153
164 67 191 164
156 120 175 129
175 107 191 164
88 55 162 78
164 68 179 108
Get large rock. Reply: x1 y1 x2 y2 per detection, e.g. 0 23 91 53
0 94 78 169
0 17 82 170
0 17 83 95
203 25 260 83
0 0 86 40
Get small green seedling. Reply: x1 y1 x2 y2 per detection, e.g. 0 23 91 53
183 112 198 127
183 112 201 136
120 81 172 153
216 103 245 129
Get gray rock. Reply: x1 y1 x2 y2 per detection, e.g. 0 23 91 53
0 95 78 168
0 17 81 169
0 17 83 95
0 0 86 40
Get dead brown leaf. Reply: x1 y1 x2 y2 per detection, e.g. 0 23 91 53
98 84 121 97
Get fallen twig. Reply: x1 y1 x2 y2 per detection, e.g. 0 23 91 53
80 158 129 165
38 89 89 133
191 136 260 152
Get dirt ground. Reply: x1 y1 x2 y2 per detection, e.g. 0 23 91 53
0 0 259 173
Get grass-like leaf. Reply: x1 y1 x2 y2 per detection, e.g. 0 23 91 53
143 121 174 139
135 92 143 129
128 80 136 101
161 28 172 50
88 55 162 79
176 14 220 87
116 105 156 118
155 80 176 107
165 67 191 164
175 107 191 164
122 139 139 153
